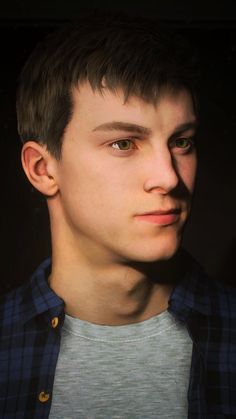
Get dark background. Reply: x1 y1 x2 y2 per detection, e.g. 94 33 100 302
1 0 236 295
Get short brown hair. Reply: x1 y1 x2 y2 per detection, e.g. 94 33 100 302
16 11 198 159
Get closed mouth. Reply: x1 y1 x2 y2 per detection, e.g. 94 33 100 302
139 208 181 216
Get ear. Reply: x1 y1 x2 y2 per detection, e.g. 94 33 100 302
21 141 59 197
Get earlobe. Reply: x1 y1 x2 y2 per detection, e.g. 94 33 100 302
21 141 59 197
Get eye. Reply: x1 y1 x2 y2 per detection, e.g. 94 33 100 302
171 137 194 153
111 139 135 151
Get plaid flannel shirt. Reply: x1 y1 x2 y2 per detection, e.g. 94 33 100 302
1 257 236 419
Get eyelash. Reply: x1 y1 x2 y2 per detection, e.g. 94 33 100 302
170 137 195 153
110 137 195 153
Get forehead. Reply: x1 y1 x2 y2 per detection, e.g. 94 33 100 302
71 82 196 132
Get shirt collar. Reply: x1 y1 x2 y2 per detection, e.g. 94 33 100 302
168 262 212 321
20 258 64 325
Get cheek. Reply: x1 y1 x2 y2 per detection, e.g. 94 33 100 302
178 155 197 193
58 155 129 214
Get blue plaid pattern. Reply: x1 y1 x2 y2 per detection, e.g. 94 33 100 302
1 257 236 418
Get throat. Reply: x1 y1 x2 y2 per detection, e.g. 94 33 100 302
102 282 173 325
49 265 174 325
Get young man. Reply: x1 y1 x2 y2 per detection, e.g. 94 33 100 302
1 12 236 419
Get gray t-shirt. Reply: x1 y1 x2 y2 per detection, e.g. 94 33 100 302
49 310 192 418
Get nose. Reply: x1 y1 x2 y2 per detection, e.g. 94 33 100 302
143 148 179 194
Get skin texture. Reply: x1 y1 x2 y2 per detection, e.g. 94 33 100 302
22 83 197 325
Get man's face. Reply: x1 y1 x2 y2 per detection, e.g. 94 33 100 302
54 83 197 263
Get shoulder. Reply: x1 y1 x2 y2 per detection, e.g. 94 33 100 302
0 281 28 336
0 283 26 319
0 258 52 335
194 263 236 317
171 249 236 319
209 278 236 318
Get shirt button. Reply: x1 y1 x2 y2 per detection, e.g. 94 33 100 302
38 391 50 403
51 316 59 328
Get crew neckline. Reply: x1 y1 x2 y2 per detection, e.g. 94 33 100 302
63 310 179 342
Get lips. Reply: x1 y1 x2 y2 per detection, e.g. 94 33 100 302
135 208 181 225
141 208 180 216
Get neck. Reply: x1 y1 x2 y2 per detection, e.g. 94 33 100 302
48 253 176 325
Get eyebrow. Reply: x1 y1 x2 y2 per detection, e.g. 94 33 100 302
172 121 199 136
93 121 151 135
92 120 198 136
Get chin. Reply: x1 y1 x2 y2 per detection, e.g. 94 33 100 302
137 248 179 263
127 235 182 263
